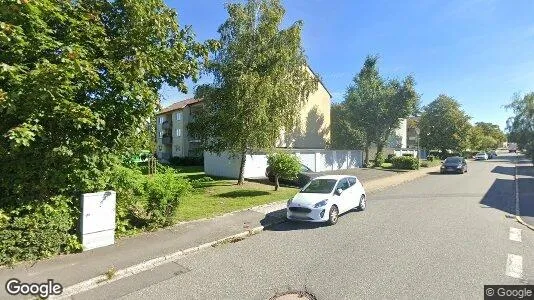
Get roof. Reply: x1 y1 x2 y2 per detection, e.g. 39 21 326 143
306 65 333 99
157 98 202 115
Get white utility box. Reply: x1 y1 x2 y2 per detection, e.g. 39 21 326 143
80 191 116 251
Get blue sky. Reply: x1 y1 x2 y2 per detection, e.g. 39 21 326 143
162 0 534 130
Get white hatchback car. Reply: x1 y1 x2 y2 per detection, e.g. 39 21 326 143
286 175 366 225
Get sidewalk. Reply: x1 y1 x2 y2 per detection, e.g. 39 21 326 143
517 158 534 228
0 165 439 299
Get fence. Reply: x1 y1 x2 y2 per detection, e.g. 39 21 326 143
204 149 364 179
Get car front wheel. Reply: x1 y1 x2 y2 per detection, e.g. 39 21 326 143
327 206 339 225
357 194 366 211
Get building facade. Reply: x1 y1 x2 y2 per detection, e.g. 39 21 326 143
156 98 202 160
157 66 332 161
276 66 332 149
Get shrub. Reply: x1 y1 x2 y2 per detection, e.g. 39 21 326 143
267 152 301 190
145 171 192 227
421 161 429 168
426 155 435 161
391 156 420 170
402 153 414 157
385 154 396 163
191 176 214 188
0 196 82 265
108 166 149 235
373 152 385 167
168 156 204 166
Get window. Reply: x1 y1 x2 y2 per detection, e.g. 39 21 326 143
176 129 181 137
301 179 337 194
158 131 163 138
335 178 350 191
348 177 357 186
176 112 182 121
159 117 164 124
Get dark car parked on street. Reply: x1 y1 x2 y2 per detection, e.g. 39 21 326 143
440 156 468 174
266 163 322 187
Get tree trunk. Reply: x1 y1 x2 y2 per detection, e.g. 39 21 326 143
374 142 384 167
237 150 246 185
364 141 370 167
274 175 279 191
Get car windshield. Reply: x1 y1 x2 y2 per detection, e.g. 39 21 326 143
300 164 312 172
444 157 461 163
301 179 337 194
477 152 486 155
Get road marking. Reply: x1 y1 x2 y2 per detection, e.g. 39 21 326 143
506 254 523 279
509 227 522 242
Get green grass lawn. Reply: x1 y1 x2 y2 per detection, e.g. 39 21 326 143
173 168 298 222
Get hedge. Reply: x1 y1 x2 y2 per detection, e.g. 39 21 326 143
391 156 420 170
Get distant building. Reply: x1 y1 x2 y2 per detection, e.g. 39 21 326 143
156 66 332 161
406 116 420 149
156 98 203 160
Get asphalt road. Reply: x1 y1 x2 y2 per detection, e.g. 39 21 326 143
76 152 534 300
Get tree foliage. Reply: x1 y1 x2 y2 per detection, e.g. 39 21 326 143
468 122 504 151
188 0 317 184
0 0 212 204
506 92 534 159
419 95 471 154
330 103 365 150
266 152 300 191
342 55 418 166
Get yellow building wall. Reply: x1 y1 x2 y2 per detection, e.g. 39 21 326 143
277 66 331 149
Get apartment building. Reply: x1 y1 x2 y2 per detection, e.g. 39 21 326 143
156 98 202 160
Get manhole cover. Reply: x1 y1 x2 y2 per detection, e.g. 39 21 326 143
270 291 317 300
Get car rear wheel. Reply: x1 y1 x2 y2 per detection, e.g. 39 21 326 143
327 206 339 225
357 195 366 211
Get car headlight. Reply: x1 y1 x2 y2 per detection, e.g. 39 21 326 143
457 165 462 168
287 198 293 206
313 199 328 208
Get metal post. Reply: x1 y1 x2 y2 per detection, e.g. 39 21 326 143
416 128 420 159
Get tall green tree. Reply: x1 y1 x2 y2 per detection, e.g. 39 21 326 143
0 0 214 204
468 122 505 150
330 103 365 150
343 56 419 166
506 92 534 159
188 0 317 184
419 95 471 155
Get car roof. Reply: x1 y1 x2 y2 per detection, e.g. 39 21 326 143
312 175 356 180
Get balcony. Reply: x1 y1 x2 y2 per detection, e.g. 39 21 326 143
162 135 172 145
161 121 171 130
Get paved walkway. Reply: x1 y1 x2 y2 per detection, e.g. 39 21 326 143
0 165 439 299
517 158 534 227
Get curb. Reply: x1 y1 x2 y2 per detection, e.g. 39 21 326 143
53 166 438 299
53 217 286 299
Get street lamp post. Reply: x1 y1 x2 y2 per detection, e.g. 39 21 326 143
415 128 420 159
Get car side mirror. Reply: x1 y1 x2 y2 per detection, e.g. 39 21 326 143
335 188 343 196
